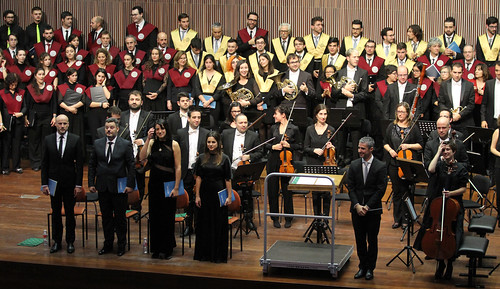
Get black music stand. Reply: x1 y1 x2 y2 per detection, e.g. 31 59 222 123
290 107 309 128
151 110 175 121
386 157 427 273
233 161 266 238
300 165 339 244
418 120 437 143
200 108 214 130
468 151 487 175
328 108 361 128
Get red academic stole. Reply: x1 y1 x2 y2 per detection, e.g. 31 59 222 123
34 41 62 64
58 83 86 97
163 48 177 64
87 30 102 51
454 59 485 81
114 68 142 89
168 67 196 87
142 64 169 81
237 28 268 43
409 77 432 98
88 64 116 79
54 28 82 49
376 80 388 98
358 56 385 76
61 49 89 62
27 84 54 103
0 89 24 114
417 53 449 72
7 65 35 83
319 81 332 94
56 60 84 74
127 23 156 42
2 49 15 66
43 69 58 84
119 50 146 67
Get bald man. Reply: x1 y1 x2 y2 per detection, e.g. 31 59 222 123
88 16 104 51
156 32 177 65
423 116 468 169
41 114 84 254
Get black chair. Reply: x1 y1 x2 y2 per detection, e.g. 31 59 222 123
85 192 99 248
457 236 489 288
464 175 490 223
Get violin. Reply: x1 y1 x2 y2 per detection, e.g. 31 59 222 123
323 129 337 166
237 144 250 167
279 133 295 173
397 129 413 178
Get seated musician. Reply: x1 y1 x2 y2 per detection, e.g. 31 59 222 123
414 140 467 280
221 113 263 230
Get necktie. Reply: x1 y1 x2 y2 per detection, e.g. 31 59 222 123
11 50 15 59
329 56 334 66
107 141 113 163
431 58 435 65
7 27 10 48
181 30 185 41
353 38 358 48
136 24 139 32
314 36 318 47
36 24 40 43
65 30 69 42
59 135 64 158
282 40 286 52
367 58 372 66
94 31 98 41
466 63 470 71
214 39 219 53
385 45 389 57
162 48 166 55
46 42 51 52
489 38 493 47
363 162 369 184
249 30 253 38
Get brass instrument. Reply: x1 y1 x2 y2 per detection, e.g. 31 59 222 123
451 106 464 114
334 76 360 91
230 87 254 102
325 76 337 87
269 73 298 100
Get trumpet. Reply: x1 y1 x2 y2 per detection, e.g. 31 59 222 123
229 88 254 102
451 106 464 114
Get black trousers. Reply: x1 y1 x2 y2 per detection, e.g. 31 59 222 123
2 121 24 170
50 184 76 244
268 174 293 222
87 107 107 143
130 170 146 212
312 191 331 216
351 212 381 270
28 112 53 169
183 169 196 228
388 164 410 224
98 191 128 250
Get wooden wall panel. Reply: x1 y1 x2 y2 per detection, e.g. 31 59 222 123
3 0 500 50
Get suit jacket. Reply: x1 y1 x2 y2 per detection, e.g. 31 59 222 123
167 111 185 138
0 24 25 50
346 156 387 214
383 81 418 119
333 66 369 119
438 79 475 128
25 22 48 50
41 133 84 189
88 136 136 193
221 128 263 163
423 136 469 169
177 126 209 178
119 109 153 143
279 69 315 110
480 78 499 129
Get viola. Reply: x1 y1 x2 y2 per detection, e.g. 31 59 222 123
323 129 337 166
279 134 294 173
421 195 460 260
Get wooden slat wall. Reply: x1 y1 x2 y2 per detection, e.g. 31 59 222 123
5 0 500 50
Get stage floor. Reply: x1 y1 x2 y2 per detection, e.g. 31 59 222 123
0 164 499 289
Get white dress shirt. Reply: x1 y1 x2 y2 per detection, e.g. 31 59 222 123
232 131 245 162
494 79 500 119
398 82 407 103
129 110 140 156
451 79 462 109
346 66 357 107
188 126 199 169
56 131 68 157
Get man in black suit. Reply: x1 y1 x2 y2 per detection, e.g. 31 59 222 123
25 7 47 53
480 61 500 129
279 53 315 112
41 115 84 254
423 117 468 169
221 113 263 230
119 91 152 219
346 136 387 280
89 118 135 256
438 62 475 134
383 65 418 119
332 48 369 164
0 10 25 50
167 92 190 138
177 106 209 236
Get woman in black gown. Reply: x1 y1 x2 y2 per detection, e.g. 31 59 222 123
142 47 169 111
303 104 336 216
139 118 182 259
194 131 232 263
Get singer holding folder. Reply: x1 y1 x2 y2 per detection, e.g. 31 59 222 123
139 119 181 259
194 131 232 263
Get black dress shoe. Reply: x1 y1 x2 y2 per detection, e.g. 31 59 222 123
392 222 400 229
33 167 40 172
67 243 75 254
117 250 125 256
365 269 374 280
354 269 366 279
434 260 446 280
443 261 453 280
284 219 292 228
182 226 193 237
151 252 160 259
273 219 281 228
50 243 61 253
98 247 112 255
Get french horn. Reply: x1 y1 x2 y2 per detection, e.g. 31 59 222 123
269 72 298 100
230 88 254 102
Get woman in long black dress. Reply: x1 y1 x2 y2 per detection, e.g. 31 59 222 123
25 67 57 171
303 104 336 216
142 47 169 111
266 104 302 229
194 131 232 263
139 118 182 259
383 102 423 229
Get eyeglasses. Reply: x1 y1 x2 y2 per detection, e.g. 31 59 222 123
398 74 408 77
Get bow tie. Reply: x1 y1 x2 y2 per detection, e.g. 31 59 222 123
236 131 245 137
188 129 197 135
180 112 188 118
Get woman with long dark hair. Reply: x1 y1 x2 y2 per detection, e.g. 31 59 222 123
113 52 142 110
472 63 490 126
219 101 242 133
37 52 58 88
139 118 182 259
25 67 57 171
58 68 86 147
166 51 196 111
409 62 433 120
142 47 169 111
4 49 34 89
255 53 279 141
194 131 232 263
57 44 86 85
85 68 112 142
